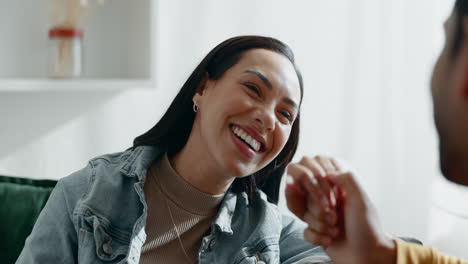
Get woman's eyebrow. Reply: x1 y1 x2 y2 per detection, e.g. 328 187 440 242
283 97 298 110
244 69 273 90
244 69 298 109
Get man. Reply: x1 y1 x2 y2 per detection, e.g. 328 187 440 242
286 0 468 262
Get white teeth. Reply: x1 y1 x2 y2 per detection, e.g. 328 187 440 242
241 131 247 139
231 126 261 152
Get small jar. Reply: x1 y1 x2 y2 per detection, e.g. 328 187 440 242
48 27 83 78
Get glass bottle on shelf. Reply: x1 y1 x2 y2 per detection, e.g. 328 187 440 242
48 27 83 78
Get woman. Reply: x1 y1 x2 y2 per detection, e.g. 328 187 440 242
17 36 332 263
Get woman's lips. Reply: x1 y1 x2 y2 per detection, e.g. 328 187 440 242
237 125 266 152
230 127 256 159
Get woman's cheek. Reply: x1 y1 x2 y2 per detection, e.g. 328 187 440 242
237 98 253 109
278 127 291 150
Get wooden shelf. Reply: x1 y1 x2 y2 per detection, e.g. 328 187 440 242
0 0 156 91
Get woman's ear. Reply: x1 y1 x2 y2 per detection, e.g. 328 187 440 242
195 72 210 95
193 72 210 106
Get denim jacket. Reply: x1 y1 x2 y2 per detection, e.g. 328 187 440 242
17 145 331 264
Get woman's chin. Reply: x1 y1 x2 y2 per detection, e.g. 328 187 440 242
224 161 256 179
226 161 272 180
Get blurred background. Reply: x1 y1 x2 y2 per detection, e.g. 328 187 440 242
1 0 467 258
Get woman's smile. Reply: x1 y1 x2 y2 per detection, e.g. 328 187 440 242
229 124 266 159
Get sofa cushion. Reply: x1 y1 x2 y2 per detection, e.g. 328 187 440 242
0 175 57 264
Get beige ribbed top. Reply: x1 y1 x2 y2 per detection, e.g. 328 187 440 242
139 154 225 264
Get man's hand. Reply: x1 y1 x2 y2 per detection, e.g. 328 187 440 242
324 172 396 264
285 156 397 264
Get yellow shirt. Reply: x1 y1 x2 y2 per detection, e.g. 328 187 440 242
396 239 468 264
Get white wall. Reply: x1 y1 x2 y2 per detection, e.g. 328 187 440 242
2 0 467 258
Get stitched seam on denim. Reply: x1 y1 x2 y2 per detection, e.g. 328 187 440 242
122 147 143 175
58 181 79 245
128 179 148 255
91 152 130 165
73 161 97 221
88 160 97 196
279 218 307 243
232 237 279 263
248 237 279 253
263 198 282 228
77 207 132 244
92 157 113 164
72 162 94 230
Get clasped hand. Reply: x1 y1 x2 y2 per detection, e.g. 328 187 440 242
285 156 396 264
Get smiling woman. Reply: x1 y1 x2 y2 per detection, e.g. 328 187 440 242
133 36 304 205
16 36 331 264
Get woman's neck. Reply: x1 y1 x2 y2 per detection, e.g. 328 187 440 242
168 134 234 195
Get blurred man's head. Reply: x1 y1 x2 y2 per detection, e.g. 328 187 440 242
431 0 468 185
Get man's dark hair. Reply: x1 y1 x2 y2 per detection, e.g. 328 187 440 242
453 0 468 53
132 36 303 204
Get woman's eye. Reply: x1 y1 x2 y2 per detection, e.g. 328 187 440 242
280 111 293 122
244 84 261 96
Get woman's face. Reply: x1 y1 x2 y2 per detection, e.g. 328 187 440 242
193 49 301 178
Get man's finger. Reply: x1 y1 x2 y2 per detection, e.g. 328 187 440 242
330 158 345 172
329 172 367 205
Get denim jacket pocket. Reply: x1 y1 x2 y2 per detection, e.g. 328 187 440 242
78 214 130 263
234 237 280 264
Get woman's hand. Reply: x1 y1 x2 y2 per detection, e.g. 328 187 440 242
285 155 344 247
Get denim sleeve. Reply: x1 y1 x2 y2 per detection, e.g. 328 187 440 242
279 214 332 264
16 170 88 264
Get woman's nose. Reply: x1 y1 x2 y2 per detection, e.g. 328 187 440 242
255 108 275 131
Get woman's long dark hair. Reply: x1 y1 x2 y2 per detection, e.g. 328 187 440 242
132 36 303 204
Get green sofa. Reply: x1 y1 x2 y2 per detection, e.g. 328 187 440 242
0 175 57 264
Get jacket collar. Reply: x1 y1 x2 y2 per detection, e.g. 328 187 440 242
211 191 237 235
119 145 164 181
119 144 240 235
